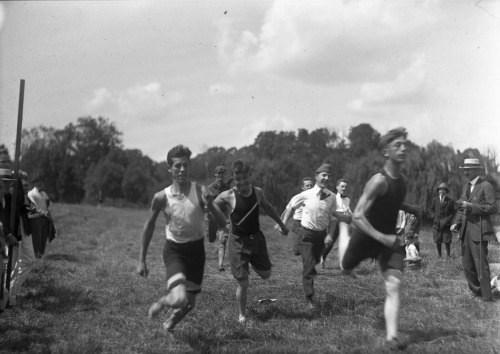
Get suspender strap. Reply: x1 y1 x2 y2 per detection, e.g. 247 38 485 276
235 202 258 226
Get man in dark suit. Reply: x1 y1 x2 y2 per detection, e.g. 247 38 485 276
451 158 497 301
429 183 455 258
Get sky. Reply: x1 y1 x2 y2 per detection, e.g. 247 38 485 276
1 0 499 163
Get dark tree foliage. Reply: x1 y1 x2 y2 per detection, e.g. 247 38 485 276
17 118 499 222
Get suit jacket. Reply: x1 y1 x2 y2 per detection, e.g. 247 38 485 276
0 180 32 240
429 195 455 231
453 177 497 242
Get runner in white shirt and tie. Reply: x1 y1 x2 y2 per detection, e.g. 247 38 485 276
280 163 350 309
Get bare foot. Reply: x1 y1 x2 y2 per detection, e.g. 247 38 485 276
238 315 247 324
148 295 169 319
162 320 175 333
305 298 315 310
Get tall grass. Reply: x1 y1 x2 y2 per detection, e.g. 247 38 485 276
1 203 499 353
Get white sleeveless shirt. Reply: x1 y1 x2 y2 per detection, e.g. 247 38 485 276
165 182 205 243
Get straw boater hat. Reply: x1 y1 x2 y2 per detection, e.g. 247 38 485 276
436 183 449 192
459 158 484 169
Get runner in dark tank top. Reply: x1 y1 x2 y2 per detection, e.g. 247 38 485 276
339 128 422 350
214 159 288 325
230 186 260 236
366 170 406 235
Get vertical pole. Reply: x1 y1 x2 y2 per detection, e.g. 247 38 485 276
6 79 25 291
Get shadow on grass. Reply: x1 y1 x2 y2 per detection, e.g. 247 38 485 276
178 327 254 353
44 253 80 262
247 294 358 323
0 323 53 352
249 305 316 322
23 278 98 314
407 328 485 345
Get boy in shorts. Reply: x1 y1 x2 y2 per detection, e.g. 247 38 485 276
214 159 288 323
339 128 421 350
137 145 226 332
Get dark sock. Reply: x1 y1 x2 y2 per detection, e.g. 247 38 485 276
436 243 442 257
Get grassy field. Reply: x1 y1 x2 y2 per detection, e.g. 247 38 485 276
1 203 499 353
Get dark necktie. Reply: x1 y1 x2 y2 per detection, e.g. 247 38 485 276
466 182 471 199
320 191 330 200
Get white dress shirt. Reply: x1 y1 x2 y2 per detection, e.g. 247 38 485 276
469 176 480 192
291 185 336 231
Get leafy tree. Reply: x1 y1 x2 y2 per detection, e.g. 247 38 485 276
348 123 380 158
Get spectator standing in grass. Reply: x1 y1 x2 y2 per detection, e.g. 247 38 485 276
280 163 350 310
319 178 353 269
339 128 422 350
207 165 233 272
28 174 55 258
214 159 288 324
137 145 226 333
274 177 314 256
451 158 497 301
8 171 37 307
429 183 455 258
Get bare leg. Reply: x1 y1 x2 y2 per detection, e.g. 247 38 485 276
236 277 249 323
163 292 196 332
337 222 350 269
218 234 227 271
383 273 402 341
149 284 187 319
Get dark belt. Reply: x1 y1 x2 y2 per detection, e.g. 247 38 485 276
231 231 261 240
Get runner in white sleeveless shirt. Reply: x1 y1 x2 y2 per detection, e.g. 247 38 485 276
137 145 226 333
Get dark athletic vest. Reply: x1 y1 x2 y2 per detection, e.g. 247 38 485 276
366 170 406 235
230 187 260 236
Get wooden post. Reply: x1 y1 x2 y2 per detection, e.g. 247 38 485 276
5 79 25 291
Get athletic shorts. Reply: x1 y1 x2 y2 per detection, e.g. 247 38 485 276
228 231 271 279
163 238 205 294
341 230 404 278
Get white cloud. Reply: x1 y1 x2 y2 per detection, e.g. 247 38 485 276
85 82 184 119
87 88 112 110
241 113 295 143
209 83 234 96
217 0 441 84
347 54 431 112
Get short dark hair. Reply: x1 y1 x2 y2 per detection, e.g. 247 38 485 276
336 178 348 186
378 127 407 150
232 159 251 175
302 177 313 183
167 145 192 166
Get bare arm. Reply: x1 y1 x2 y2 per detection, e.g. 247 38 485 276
352 174 398 248
256 188 288 235
137 191 165 277
401 203 422 218
201 184 227 228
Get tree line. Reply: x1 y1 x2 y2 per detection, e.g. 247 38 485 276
4 116 499 221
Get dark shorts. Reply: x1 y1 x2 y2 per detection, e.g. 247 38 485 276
228 231 271 279
163 238 205 294
342 230 404 278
